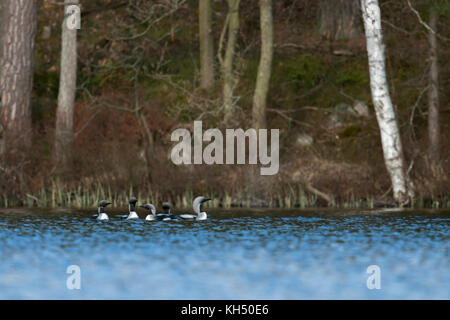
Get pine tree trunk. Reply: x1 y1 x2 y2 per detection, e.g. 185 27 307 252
0 0 37 152
319 0 361 40
222 0 240 125
55 0 79 173
199 0 215 90
360 0 414 204
427 9 439 164
252 0 273 131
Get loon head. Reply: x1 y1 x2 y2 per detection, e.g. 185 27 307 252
98 200 111 213
139 203 156 215
162 202 171 214
193 196 211 216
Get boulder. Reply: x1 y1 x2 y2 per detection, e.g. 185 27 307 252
296 133 314 147
353 100 370 117
335 102 357 115
327 112 344 129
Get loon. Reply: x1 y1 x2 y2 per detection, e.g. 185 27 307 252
141 202 175 221
122 197 139 220
92 200 111 221
178 196 211 221
159 202 176 220
140 203 157 221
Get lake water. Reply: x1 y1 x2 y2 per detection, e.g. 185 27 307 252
0 208 448 299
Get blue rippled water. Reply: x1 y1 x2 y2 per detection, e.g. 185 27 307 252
0 208 448 299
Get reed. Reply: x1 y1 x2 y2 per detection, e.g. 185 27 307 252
0 181 448 209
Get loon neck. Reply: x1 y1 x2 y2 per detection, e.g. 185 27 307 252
98 207 106 214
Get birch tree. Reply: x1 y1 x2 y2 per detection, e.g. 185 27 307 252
360 0 414 204
55 0 79 172
0 0 38 152
252 0 273 130
199 0 215 90
427 8 439 164
218 0 240 125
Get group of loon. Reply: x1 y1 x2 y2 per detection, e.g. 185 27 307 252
92 196 211 221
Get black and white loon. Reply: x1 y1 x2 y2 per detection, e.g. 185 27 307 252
121 197 139 220
141 202 175 221
92 200 111 221
178 196 211 221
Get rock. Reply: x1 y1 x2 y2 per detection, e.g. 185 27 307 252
353 100 370 117
327 103 354 129
335 102 357 115
296 133 313 147
327 101 369 129
327 112 344 129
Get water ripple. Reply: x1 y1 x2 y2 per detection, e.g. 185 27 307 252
0 209 448 299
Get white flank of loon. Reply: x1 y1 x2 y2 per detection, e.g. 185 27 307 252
94 200 111 221
178 196 211 221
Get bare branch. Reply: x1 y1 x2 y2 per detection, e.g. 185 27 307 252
382 19 414 35
109 0 186 41
74 109 102 138
267 108 313 128
405 0 450 41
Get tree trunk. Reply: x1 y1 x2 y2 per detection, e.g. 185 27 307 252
360 0 414 204
252 0 273 131
427 9 439 164
199 0 215 90
0 0 37 152
319 0 361 40
55 0 79 173
220 0 240 125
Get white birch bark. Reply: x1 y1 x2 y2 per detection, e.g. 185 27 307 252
55 0 78 171
360 0 414 203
